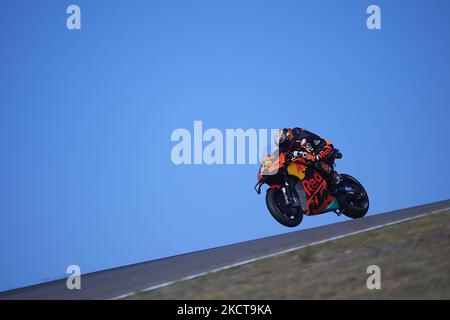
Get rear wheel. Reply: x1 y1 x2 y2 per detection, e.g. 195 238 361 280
266 188 303 227
338 174 369 219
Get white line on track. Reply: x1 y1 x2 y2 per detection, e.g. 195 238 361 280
111 208 448 300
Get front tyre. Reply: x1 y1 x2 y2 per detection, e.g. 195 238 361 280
266 188 303 227
339 174 369 219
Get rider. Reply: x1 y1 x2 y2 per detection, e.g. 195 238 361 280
274 127 341 190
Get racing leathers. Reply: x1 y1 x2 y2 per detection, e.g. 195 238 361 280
278 127 341 190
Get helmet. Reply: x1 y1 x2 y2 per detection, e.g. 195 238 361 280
274 128 293 147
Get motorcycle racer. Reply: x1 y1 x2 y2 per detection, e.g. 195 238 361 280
274 128 341 190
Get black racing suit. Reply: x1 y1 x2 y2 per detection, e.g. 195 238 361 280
281 127 341 188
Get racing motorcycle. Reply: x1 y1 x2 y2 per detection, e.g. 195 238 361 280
254 148 369 227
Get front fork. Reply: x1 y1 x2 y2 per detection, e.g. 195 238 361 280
281 176 300 207
255 171 300 207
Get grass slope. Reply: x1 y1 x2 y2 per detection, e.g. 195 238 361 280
129 210 450 299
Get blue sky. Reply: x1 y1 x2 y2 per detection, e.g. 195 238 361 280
1 0 449 291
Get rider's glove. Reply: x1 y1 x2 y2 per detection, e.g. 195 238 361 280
285 151 295 161
316 145 333 161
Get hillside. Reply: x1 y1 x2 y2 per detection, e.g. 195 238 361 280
129 210 450 299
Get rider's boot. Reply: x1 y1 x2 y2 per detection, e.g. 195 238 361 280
326 171 342 194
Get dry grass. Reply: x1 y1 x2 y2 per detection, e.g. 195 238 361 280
129 210 450 300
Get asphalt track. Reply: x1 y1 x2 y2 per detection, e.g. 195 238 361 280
1 199 449 300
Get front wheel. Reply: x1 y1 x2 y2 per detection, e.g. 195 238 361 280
338 174 369 219
266 188 304 227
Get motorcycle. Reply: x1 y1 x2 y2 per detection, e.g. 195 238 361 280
254 148 369 227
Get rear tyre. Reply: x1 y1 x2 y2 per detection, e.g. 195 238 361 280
266 188 303 227
338 174 369 219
